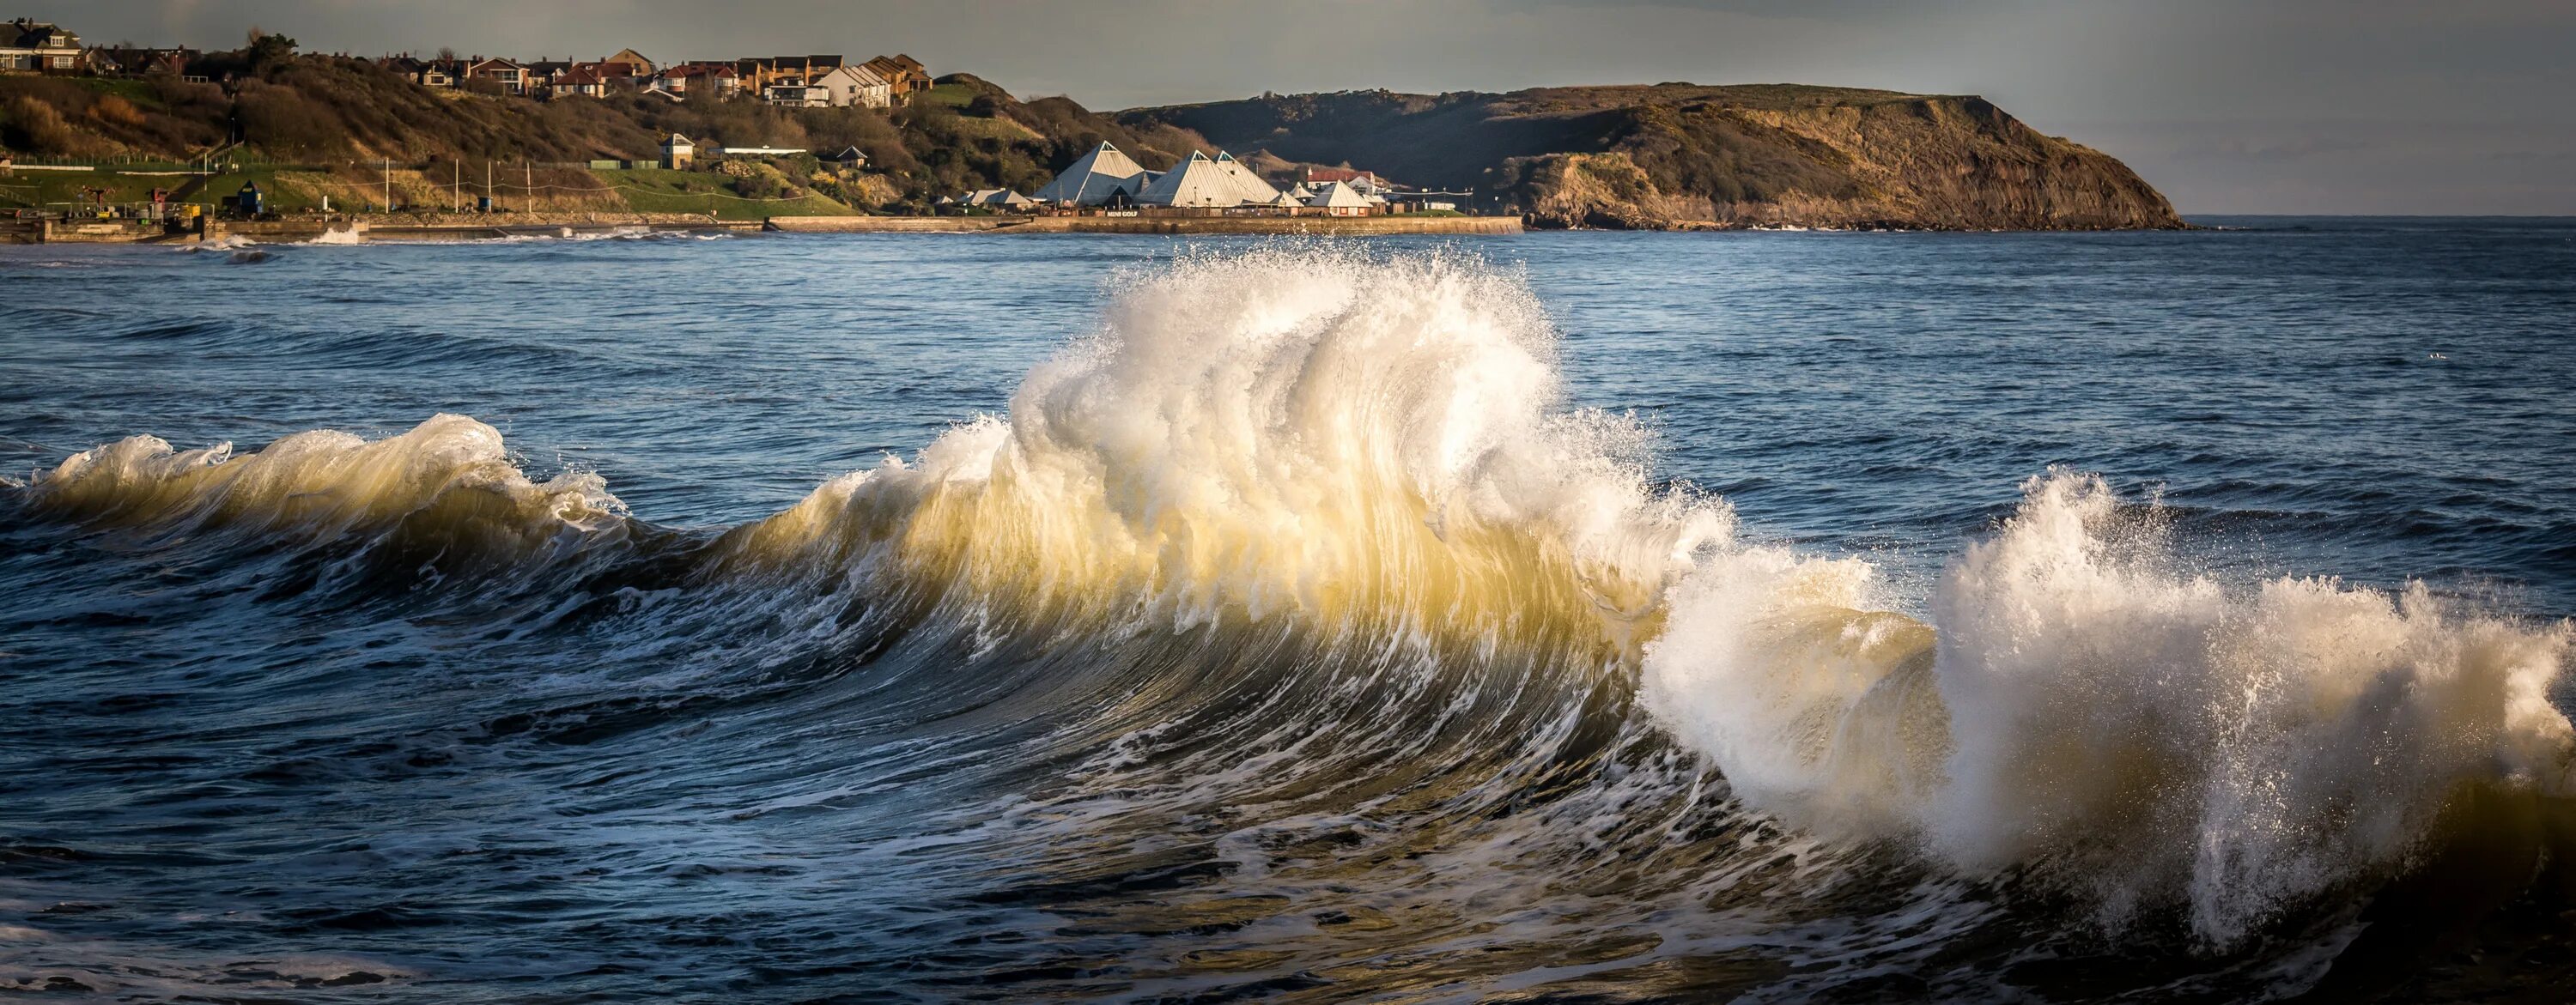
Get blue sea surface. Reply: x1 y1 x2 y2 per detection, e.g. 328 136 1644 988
2 218 2571 1002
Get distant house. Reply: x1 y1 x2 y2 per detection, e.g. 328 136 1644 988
760 63 886 109
1 18 84 72
523 59 573 92
820 146 868 170
736 54 842 94
661 133 695 169
651 63 741 100
811 64 891 109
762 76 825 107
1300 166 1396 199
861 54 931 99
92 45 193 77
547 64 610 99
386 55 464 88
600 48 657 81
466 57 529 95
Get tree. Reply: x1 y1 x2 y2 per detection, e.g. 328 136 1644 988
246 29 298 70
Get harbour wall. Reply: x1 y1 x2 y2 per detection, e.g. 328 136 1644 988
3 213 1519 245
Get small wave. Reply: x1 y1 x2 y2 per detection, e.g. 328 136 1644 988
18 414 628 584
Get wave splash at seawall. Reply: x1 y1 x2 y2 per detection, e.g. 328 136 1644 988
11 246 2573 950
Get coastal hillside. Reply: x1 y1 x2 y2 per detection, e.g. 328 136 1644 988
2 45 2177 228
0 51 1206 214
1117 85 2182 230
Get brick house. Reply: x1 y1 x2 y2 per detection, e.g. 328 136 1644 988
860 54 931 99
1 18 84 72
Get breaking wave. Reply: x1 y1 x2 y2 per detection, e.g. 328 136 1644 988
11 246 2572 994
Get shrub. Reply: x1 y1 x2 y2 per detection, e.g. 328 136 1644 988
3 95 82 154
89 94 146 128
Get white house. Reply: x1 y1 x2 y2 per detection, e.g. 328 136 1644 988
762 76 826 106
811 64 893 109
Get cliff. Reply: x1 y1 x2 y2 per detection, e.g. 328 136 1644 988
1118 84 2183 230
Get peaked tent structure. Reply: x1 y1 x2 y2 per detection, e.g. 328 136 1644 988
1211 150 1285 205
1034 142 1152 206
1137 151 1254 208
1304 179 1374 215
961 189 1037 208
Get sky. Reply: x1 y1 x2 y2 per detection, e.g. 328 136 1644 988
36 0 2576 215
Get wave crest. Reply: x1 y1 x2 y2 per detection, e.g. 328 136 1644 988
723 247 1731 643
16 414 623 573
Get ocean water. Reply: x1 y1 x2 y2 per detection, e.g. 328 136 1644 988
2 219 2572 1002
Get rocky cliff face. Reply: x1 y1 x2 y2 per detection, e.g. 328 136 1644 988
1121 85 2183 231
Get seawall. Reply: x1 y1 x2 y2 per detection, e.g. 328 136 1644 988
765 215 1523 236
3 213 1521 245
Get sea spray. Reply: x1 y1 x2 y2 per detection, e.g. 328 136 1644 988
1643 469 2575 944
715 246 1730 640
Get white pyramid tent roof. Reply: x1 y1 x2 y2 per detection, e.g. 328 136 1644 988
1033 142 1151 205
1136 151 1249 208
1304 179 1371 209
1211 150 1283 204
1286 183 1313 200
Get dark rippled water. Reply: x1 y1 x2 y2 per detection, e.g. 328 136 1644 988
3 219 2573 1002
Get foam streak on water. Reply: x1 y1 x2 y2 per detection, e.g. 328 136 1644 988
3 230 2573 1002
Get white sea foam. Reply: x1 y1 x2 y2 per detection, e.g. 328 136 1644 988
1643 469 2574 944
